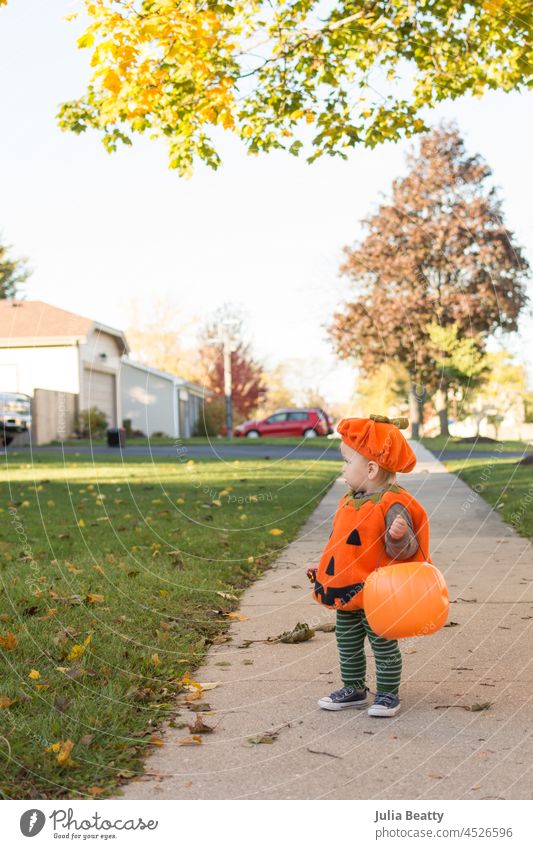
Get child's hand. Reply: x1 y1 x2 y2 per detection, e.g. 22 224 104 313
306 566 318 583
388 515 408 540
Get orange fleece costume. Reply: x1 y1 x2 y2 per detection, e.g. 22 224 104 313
312 414 432 612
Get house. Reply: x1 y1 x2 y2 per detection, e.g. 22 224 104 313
0 299 208 442
120 358 207 438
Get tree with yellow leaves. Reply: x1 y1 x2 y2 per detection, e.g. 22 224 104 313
47 0 533 175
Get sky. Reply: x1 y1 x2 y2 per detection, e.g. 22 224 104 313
0 0 532 408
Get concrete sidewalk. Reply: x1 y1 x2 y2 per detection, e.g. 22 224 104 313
117 442 533 800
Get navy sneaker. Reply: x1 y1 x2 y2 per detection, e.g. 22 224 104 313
318 685 369 711
367 692 401 717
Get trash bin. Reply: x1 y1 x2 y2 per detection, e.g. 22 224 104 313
107 427 126 448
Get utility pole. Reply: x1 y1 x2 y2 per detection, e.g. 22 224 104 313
221 323 234 438
206 318 237 438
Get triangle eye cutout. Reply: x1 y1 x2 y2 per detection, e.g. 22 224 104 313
325 556 335 575
346 529 362 546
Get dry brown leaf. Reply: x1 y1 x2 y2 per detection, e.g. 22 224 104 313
176 735 203 746
149 736 165 746
248 730 279 744
87 786 105 795
188 716 214 734
0 697 16 709
226 612 249 622
0 632 18 651
86 594 104 604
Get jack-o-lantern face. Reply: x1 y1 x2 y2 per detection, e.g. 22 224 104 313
313 488 431 612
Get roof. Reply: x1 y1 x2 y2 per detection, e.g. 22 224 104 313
0 300 129 352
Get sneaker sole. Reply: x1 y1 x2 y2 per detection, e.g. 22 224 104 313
367 704 401 717
318 698 369 711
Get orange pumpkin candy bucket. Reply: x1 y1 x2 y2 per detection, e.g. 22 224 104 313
363 560 449 640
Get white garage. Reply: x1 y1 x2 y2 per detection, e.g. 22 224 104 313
82 368 117 427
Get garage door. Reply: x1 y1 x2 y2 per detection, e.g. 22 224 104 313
83 369 116 427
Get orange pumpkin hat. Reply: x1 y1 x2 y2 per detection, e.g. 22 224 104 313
337 413 416 473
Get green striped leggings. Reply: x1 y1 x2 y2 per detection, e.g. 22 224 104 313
336 609 402 695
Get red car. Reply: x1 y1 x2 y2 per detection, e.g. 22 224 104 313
235 408 334 438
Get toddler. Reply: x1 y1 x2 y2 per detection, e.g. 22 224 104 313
308 414 431 717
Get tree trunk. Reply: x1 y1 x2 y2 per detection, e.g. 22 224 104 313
434 388 449 436
409 382 425 439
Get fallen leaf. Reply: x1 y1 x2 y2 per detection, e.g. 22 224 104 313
28 669 41 680
54 696 71 713
87 786 105 795
0 697 16 708
269 528 284 536
176 735 202 746
226 611 249 622
216 592 238 601
151 653 160 667
67 633 92 661
149 736 165 747
188 716 214 734
85 594 104 604
55 739 75 767
0 632 18 651
248 731 278 744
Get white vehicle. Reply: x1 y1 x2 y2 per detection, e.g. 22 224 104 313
0 392 32 447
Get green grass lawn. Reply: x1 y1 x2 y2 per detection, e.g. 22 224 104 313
441 455 533 542
49 436 338 449
421 436 532 453
0 452 339 799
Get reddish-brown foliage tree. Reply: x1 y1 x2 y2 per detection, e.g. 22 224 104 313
199 339 267 424
327 124 529 436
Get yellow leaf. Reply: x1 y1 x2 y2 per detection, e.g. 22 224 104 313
269 528 284 536
226 611 248 621
56 739 75 766
102 69 121 94
0 632 18 650
0 697 16 708
29 669 41 680
149 735 165 746
67 633 92 661
78 519 85 528
86 593 104 603
151 653 160 666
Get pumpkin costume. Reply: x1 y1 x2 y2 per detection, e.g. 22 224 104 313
312 414 432 704
312 414 431 612
313 484 431 611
